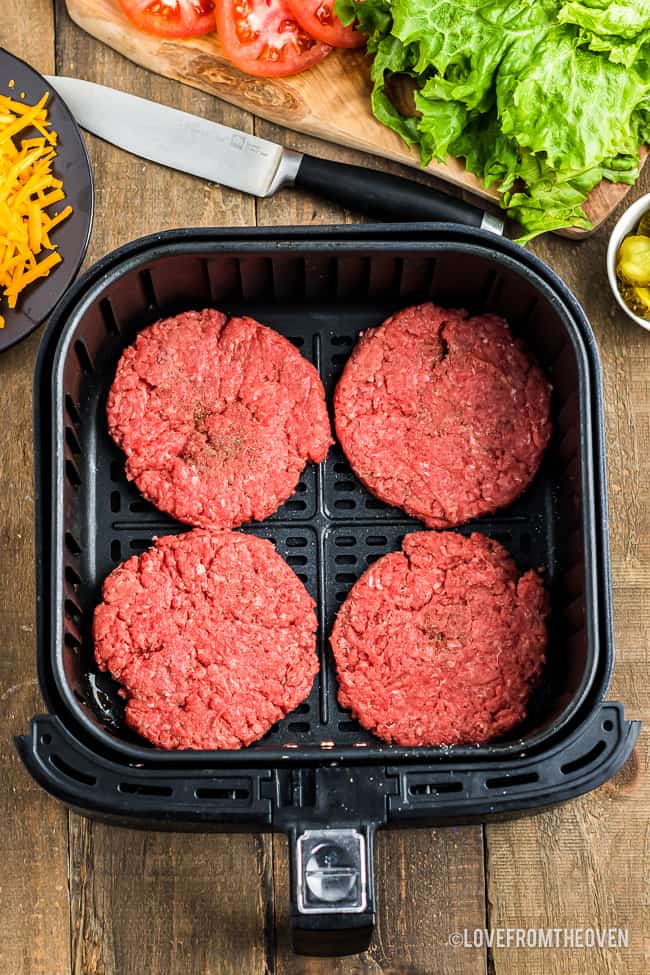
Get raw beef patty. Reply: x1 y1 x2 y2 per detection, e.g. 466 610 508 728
334 303 552 527
330 530 548 746
93 529 319 750
107 309 332 529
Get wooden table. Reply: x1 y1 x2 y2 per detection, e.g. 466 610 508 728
1 3 648 973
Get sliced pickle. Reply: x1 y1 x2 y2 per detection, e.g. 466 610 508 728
616 235 650 286
637 211 650 237
619 281 650 319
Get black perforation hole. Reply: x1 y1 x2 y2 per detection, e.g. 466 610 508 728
335 573 356 584
130 539 151 553
560 741 607 775
139 269 158 310
286 536 307 548
485 772 539 789
338 720 358 732
65 460 81 488
285 499 307 511
335 536 355 547
65 532 81 557
118 783 173 797
100 297 120 334
110 461 123 482
334 499 355 510
65 427 81 454
333 462 348 473
65 566 81 591
288 336 304 348
195 787 249 800
129 499 151 513
64 632 81 654
286 555 308 566
366 535 387 546
50 754 96 786
287 722 310 733
334 481 356 492
65 394 81 426
409 781 463 796
331 335 353 346
111 540 122 563
365 498 385 510
110 491 121 513
295 482 307 494
331 353 348 366
64 599 82 626
74 340 93 375
335 554 356 565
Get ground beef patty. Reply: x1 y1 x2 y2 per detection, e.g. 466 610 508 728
107 309 332 529
334 303 552 527
331 531 548 746
93 530 319 750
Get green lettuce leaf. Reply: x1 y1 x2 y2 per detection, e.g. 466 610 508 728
559 1 650 66
497 26 647 169
335 0 650 241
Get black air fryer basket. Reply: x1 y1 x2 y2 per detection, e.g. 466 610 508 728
18 224 639 955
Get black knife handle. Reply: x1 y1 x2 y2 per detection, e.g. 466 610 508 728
294 153 500 230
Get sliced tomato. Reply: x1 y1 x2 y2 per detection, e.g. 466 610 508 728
286 0 365 48
118 0 216 37
215 0 333 77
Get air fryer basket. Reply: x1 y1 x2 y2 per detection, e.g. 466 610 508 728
19 225 639 955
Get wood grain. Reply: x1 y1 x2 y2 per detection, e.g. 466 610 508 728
63 0 644 235
1 1 647 972
54 5 271 975
68 820 272 974
271 829 487 975
255 122 488 975
484 196 650 975
0 7 73 975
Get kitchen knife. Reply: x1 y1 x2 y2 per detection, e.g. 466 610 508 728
46 76 504 234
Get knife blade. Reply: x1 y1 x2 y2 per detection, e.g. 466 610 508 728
46 76 504 235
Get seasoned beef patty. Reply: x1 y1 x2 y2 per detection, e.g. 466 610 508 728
334 303 552 527
93 530 319 750
330 531 548 746
107 309 332 529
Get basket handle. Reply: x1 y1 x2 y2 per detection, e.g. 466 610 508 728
289 826 376 956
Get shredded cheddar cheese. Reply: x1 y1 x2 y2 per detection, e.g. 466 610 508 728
0 90 72 325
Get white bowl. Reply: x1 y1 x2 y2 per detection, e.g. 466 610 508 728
607 192 650 332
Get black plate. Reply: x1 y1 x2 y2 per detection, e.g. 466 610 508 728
0 49 93 352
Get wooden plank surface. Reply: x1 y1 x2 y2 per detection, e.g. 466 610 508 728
53 5 271 974
62 0 645 235
484 215 650 975
0 1 647 974
254 127 488 975
0 7 72 975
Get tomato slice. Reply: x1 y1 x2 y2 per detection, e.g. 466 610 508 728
285 0 365 49
215 0 333 77
118 0 217 37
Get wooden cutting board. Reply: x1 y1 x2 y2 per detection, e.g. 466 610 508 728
66 0 644 235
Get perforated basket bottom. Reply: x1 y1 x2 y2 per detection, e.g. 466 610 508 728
62 302 565 755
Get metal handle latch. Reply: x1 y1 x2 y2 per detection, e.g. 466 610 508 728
295 829 368 914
